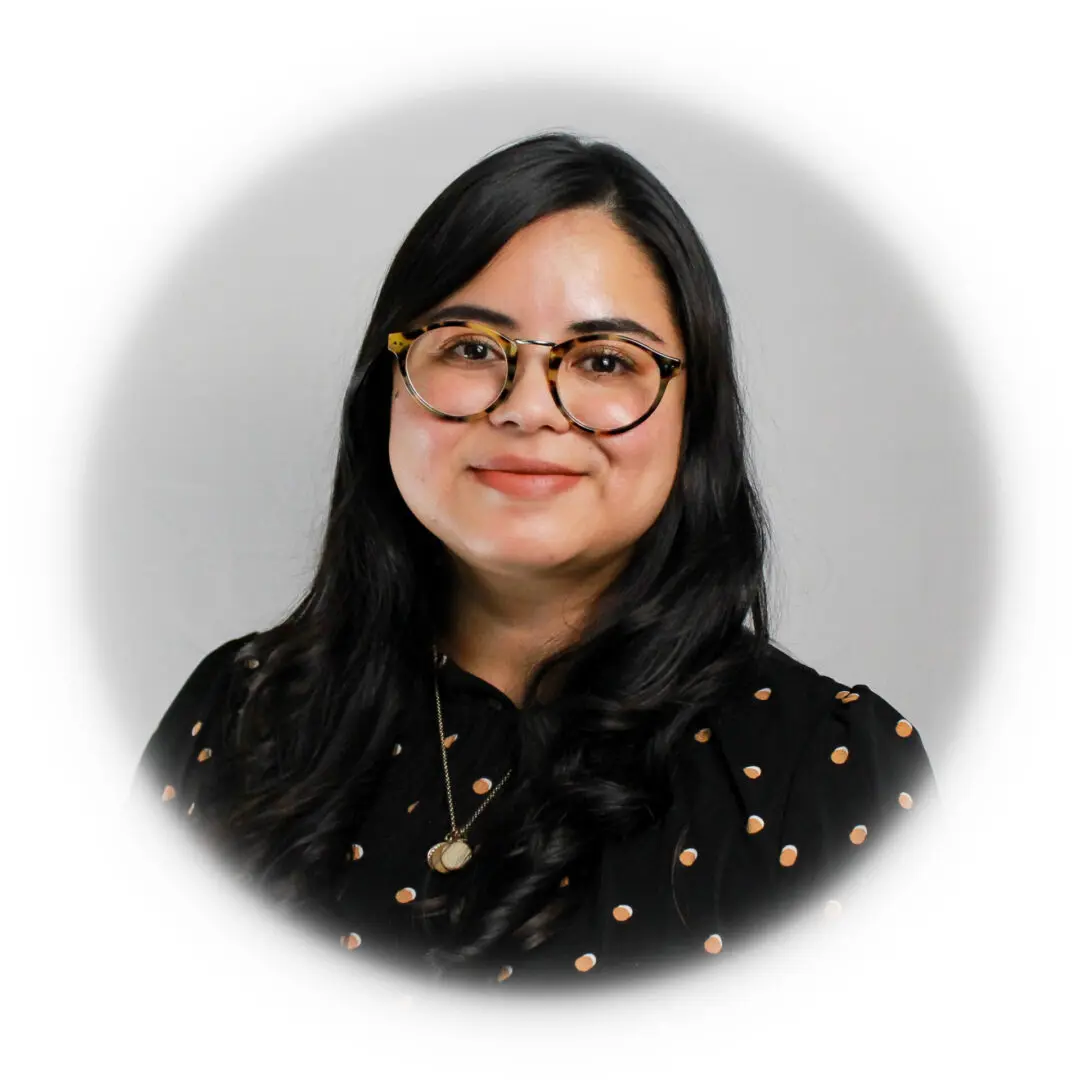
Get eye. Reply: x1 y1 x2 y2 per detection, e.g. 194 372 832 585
456 338 496 361
571 345 639 376
439 335 504 363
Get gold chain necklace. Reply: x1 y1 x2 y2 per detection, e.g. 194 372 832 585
426 643 513 873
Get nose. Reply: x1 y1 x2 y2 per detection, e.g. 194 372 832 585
487 341 570 432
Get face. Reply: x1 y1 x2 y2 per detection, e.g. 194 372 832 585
388 207 687 584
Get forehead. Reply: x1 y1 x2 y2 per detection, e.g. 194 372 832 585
438 208 680 341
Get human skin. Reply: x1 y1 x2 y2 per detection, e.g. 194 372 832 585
388 207 687 702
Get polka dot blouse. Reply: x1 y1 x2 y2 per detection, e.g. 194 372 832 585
137 635 936 988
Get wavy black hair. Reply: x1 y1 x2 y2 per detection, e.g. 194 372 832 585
199 131 772 974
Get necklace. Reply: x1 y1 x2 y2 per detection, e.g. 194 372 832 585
426 643 513 873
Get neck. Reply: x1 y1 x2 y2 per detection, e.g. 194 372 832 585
440 554 628 707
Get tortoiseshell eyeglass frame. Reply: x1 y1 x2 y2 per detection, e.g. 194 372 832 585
387 320 685 436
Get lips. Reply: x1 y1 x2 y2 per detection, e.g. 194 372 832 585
471 454 584 475
470 468 584 497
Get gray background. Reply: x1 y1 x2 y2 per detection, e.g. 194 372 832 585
81 82 996 776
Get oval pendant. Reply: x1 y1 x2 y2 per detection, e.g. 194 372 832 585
427 841 450 873
440 838 473 871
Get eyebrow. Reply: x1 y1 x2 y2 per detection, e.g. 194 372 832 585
416 303 667 344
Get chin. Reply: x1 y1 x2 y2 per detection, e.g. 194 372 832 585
459 537 585 573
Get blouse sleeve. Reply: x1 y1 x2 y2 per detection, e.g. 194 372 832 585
776 680 938 910
132 634 256 809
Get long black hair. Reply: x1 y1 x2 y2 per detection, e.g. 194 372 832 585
200 131 772 972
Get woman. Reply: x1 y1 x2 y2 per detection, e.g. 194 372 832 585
137 131 935 989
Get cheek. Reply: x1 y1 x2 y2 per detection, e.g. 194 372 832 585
388 383 452 503
389 418 431 478
602 407 683 513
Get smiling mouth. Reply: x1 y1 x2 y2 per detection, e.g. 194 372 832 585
469 468 585 497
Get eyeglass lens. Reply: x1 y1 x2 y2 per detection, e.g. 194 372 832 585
404 327 662 431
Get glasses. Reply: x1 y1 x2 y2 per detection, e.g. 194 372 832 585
387 320 684 435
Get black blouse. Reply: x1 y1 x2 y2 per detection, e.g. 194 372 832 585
136 634 936 990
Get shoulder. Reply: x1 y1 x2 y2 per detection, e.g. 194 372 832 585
760 643 932 792
685 641 936 824
728 641 930 752
753 643 934 821
134 632 263 801
662 644 937 946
